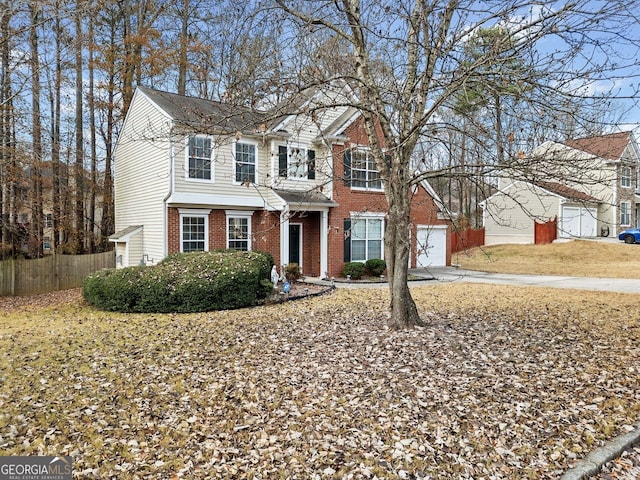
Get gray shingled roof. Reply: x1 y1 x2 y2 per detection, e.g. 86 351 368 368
138 86 275 134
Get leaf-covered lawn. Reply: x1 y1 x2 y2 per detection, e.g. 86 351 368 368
1 284 640 479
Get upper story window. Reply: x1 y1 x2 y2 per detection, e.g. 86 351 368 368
234 141 257 184
187 135 213 181
343 148 382 191
621 165 632 188
278 145 316 180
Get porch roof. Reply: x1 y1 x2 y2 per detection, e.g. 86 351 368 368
272 189 338 210
109 225 143 242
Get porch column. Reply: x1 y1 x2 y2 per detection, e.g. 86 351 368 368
280 207 290 268
320 208 329 279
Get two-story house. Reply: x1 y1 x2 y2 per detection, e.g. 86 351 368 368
481 131 640 245
110 86 451 277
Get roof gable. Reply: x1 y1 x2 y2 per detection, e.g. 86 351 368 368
563 131 632 161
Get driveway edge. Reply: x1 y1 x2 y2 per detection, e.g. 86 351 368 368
560 425 640 479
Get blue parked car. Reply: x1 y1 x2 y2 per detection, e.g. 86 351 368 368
619 228 640 244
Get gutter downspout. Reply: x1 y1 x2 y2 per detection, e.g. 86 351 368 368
162 120 175 259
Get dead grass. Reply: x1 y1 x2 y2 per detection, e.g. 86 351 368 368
1 284 640 478
454 239 640 278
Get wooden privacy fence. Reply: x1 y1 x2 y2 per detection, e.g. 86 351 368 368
451 227 485 253
534 216 558 244
0 251 115 297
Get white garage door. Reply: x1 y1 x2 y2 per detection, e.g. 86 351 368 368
416 226 447 267
560 206 597 238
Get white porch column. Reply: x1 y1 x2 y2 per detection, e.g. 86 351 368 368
320 208 329 279
280 207 290 268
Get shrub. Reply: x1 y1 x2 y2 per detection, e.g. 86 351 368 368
83 249 275 313
342 262 365 280
284 263 301 282
365 258 386 276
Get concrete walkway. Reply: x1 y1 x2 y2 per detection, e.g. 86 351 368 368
307 268 640 294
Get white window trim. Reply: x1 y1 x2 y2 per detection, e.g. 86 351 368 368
621 165 632 188
620 200 631 226
282 144 310 180
350 146 384 192
179 208 211 252
185 135 215 183
349 213 385 262
225 210 254 250
233 139 259 185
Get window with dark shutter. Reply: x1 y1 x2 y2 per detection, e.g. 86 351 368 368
307 149 316 180
343 150 351 185
343 218 351 262
278 145 288 177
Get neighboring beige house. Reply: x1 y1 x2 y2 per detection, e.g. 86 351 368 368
481 131 640 245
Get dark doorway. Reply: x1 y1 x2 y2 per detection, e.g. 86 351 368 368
289 224 301 266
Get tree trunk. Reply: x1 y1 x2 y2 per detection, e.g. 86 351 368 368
74 3 85 253
88 14 96 253
29 0 43 258
385 159 423 329
51 0 62 252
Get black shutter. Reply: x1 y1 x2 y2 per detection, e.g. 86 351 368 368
343 150 351 186
343 219 351 262
278 145 287 177
307 149 316 180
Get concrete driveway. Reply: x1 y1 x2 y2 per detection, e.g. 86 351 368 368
411 267 640 294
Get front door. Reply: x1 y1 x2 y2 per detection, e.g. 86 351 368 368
289 224 302 267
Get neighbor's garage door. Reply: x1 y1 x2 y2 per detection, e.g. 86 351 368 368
560 206 597 237
416 226 447 267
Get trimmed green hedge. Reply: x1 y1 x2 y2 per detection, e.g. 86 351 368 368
342 261 365 279
83 250 275 313
365 258 386 276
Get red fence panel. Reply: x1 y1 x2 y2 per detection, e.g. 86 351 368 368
534 216 557 244
451 227 485 253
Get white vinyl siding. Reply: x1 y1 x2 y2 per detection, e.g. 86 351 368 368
483 181 559 245
113 90 172 265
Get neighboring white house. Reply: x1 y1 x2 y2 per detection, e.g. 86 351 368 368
481 131 640 245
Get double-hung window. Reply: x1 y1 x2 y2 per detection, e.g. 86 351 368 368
348 215 383 262
344 148 382 190
620 201 631 226
278 145 316 179
234 141 257 184
621 166 632 188
179 209 210 252
187 135 213 180
226 210 252 251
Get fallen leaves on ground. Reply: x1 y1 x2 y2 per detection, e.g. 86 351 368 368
1 283 640 479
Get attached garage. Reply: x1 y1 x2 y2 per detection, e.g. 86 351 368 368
559 205 597 238
415 225 448 267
